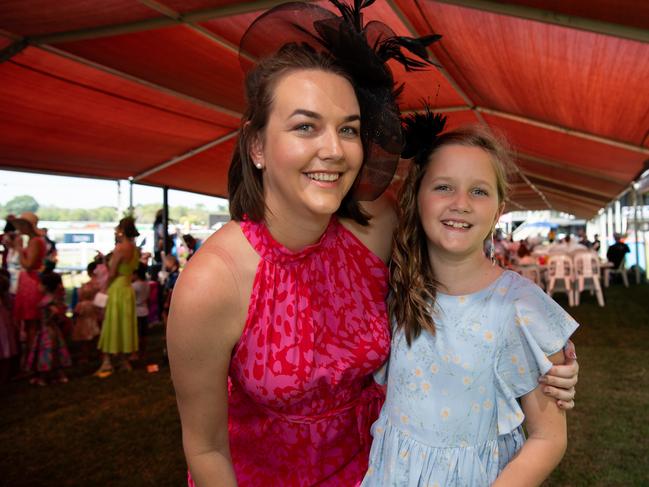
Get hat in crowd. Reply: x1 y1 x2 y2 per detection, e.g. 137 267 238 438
239 0 442 200
12 211 40 235
3 214 16 233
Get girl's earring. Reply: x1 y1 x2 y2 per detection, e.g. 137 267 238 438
255 162 263 169
489 230 496 266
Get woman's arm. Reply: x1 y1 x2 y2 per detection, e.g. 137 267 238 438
19 237 41 270
492 350 568 487
167 250 243 487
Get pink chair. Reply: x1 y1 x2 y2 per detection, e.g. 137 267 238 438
516 265 543 289
603 259 630 288
573 251 605 307
546 254 575 307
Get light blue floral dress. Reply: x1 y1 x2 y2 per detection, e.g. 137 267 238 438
362 271 578 486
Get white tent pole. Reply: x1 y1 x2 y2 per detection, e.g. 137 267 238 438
129 177 134 215
607 206 614 247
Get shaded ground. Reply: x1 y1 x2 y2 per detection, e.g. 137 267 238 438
1 284 648 486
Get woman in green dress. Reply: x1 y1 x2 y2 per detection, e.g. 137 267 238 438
95 217 140 377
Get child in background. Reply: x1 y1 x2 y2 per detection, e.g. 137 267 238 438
363 115 578 486
94 253 110 293
72 281 100 364
24 272 71 386
160 255 179 363
161 254 179 327
147 279 159 325
0 269 18 384
131 263 150 360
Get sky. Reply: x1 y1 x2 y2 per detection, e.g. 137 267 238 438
0 169 228 211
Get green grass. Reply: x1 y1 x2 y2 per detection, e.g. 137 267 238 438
0 326 186 487
545 284 649 487
1 285 648 486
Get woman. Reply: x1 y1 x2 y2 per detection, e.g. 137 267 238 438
12 211 46 364
168 2 578 486
95 216 140 377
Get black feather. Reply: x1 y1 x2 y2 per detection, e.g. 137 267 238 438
377 35 442 70
401 105 447 164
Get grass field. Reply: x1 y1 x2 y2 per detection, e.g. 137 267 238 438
1 284 648 486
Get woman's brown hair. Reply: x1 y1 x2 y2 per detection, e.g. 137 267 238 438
389 125 512 345
118 216 140 239
228 42 370 225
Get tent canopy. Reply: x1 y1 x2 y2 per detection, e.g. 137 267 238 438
1 0 648 218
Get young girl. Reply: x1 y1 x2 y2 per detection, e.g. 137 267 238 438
363 114 578 486
25 272 71 386
72 280 100 364
161 254 179 327
131 263 150 360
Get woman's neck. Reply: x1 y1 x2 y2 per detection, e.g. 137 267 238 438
429 250 503 296
264 210 331 252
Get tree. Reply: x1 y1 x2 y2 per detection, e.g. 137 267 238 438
5 195 39 215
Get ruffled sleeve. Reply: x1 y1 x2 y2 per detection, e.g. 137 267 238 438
494 276 579 434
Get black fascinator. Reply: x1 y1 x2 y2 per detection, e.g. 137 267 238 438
401 104 447 166
239 0 441 200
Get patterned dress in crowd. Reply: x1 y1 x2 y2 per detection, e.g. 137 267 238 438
24 295 71 373
189 217 391 486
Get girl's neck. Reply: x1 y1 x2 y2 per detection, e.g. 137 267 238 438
429 250 503 296
264 209 331 252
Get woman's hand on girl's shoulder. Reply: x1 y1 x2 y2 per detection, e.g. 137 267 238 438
539 341 578 410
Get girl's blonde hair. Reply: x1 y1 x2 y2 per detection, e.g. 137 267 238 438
389 125 512 345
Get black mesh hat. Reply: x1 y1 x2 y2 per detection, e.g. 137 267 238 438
401 103 448 166
239 0 441 200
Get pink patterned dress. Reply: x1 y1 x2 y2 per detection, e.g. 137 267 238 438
190 217 390 486
13 236 46 321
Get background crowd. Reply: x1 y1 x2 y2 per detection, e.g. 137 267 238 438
0 210 193 387
490 228 629 272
